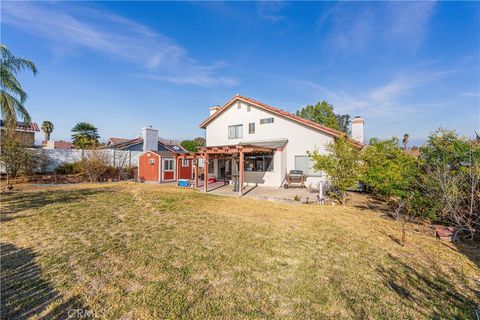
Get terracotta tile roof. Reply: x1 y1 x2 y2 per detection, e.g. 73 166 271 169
0 120 40 132
199 94 364 148
404 148 420 157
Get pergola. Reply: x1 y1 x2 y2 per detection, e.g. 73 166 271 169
176 144 278 196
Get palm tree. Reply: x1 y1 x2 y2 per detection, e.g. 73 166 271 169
71 122 100 149
0 45 37 133
41 120 54 142
402 133 410 150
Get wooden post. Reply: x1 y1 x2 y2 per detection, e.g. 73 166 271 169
203 153 209 193
176 158 180 181
194 157 199 189
239 151 244 197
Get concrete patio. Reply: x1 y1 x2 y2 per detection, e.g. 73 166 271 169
194 180 325 204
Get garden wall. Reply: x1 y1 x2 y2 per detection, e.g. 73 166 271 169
0 149 142 173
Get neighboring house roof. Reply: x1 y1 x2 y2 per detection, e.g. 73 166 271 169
107 137 131 146
0 120 40 132
199 95 363 148
106 137 185 153
404 148 421 157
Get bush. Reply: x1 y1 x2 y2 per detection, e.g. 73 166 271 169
308 135 363 205
54 162 81 175
0 139 39 189
362 138 421 200
77 150 110 182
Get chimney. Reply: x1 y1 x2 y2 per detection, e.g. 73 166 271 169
351 116 364 144
209 106 221 116
142 126 158 152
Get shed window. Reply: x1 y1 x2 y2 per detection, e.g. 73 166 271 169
182 159 189 167
228 124 243 139
260 117 274 124
164 159 174 171
149 159 155 165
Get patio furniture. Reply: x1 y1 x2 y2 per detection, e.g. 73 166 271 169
284 170 306 189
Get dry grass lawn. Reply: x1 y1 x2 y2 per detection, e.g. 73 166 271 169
1 182 479 319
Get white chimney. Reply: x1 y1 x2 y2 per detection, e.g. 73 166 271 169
351 116 364 144
209 106 220 116
142 126 158 152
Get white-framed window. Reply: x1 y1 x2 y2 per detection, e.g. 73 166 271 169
149 159 155 165
294 155 322 176
260 117 274 124
182 159 189 167
249 122 255 134
228 124 243 139
164 159 174 171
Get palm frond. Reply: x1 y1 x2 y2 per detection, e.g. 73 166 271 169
0 90 31 125
0 68 27 102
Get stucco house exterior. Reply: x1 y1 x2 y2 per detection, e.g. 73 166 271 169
195 94 364 189
0 120 40 147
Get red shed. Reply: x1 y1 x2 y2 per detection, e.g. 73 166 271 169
138 150 192 183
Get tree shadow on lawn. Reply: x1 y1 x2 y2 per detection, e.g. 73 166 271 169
1 187 114 222
376 253 479 319
1 243 88 319
453 241 480 295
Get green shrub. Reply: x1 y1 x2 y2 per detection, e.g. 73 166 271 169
54 162 81 175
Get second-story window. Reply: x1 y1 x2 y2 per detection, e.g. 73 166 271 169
260 117 274 124
249 122 255 134
228 124 243 139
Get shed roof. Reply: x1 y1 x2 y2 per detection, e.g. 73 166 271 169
143 150 177 157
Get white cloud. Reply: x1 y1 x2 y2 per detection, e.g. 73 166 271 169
384 2 437 52
317 2 437 55
2 2 237 87
294 67 458 119
257 2 288 22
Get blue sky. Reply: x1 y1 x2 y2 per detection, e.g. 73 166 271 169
2 1 479 146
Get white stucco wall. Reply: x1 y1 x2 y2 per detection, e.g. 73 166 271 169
0 149 142 173
204 100 333 187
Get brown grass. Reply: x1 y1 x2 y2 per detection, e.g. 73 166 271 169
1 182 479 319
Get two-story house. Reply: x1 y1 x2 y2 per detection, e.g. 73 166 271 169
196 94 364 192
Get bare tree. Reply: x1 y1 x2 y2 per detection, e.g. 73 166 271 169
78 149 110 182
424 151 479 240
